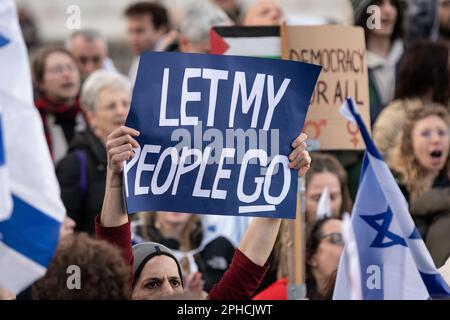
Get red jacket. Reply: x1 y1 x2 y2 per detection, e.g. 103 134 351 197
95 216 269 300
252 278 288 300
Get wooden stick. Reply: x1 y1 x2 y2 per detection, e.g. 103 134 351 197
280 22 289 60
294 190 305 284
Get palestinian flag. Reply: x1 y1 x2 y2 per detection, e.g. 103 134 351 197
210 26 281 59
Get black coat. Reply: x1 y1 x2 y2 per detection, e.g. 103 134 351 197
56 129 107 235
395 170 450 267
409 173 450 268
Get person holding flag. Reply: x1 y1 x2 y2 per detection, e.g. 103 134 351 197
388 105 450 268
334 97 450 300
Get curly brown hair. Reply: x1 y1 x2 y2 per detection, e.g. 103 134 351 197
33 233 130 300
389 104 450 202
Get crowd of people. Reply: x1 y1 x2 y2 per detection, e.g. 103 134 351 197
2 0 450 300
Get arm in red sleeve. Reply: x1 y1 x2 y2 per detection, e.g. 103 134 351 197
95 214 134 292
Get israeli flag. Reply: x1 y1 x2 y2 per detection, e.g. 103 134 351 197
0 0 65 294
0 0 33 106
0 108 12 221
333 98 450 300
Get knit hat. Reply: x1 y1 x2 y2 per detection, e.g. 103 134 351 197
352 0 373 23
132 242 184 287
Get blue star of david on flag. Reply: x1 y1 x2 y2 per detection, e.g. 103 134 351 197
360 207 407 248
0 34 10 47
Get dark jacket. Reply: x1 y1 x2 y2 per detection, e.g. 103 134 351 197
397 171 450 268
56 129 107 235
410 185 450 268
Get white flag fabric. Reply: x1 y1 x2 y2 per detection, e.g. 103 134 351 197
315 187 331 220
0 0 65 294
0 0 33 105
333 98 450 300
0 103 11 221
341 212 362 300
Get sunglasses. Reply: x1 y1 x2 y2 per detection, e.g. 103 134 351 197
320 232 344 246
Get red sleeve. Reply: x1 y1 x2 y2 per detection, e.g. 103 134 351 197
252 278 288 300
95 215 134 291
207 248 269 300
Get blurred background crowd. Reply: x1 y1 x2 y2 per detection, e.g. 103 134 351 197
3 0 450 300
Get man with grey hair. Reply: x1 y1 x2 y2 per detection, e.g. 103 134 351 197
66 29 117 80
56 70 131 234
179 1 233 53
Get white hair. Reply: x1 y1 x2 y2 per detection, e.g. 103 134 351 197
65 29 107 52
80 70 131 113
179 1 233 45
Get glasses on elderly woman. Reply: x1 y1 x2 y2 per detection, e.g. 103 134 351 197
320 232 344 246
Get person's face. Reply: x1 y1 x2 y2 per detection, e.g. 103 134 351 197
412 115 450 174
370 0 398 38
40 52 80 103
242 0 284 26
439 0 450 34
179 37 211 54
156 212 191 226
131 255 183 300
127 15 166 55
310 219 343 280
70 36 107 80
306 171 342 222
88 86 130 142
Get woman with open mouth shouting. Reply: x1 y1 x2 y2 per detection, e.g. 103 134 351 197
388 104 450 268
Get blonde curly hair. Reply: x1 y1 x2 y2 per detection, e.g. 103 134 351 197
388 104 450 202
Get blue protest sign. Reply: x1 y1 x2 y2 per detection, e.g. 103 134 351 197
124 52 321 218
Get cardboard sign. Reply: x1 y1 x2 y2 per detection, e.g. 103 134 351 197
124 52 321 218
283 25 370 150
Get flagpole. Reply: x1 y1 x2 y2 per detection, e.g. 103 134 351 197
287 176 307 299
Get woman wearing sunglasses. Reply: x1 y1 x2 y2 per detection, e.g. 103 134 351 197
305 217 344 300
253 217 343 300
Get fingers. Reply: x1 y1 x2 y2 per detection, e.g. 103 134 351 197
110 151 133 171
107 126 140 140
297 152 311 177
289 150 310 170
106 132 140 151
288 140 307 161
291 132 307 148
288 132 310 175
106 127 140 174
109 143 134 158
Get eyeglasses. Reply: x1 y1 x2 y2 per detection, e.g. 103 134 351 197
46 63 78 75
320 232 344 246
